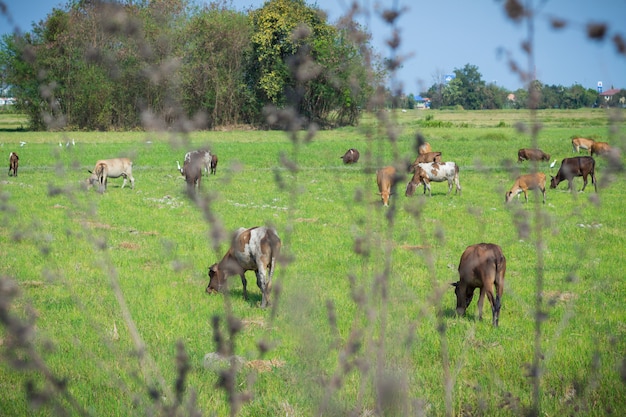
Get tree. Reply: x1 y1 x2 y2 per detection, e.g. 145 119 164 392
451 63 486 110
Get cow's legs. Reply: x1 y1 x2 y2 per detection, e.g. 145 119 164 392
580 175 588 191
477 287 487 322
121 174 127 189
240 273 248 300
255 267 270 308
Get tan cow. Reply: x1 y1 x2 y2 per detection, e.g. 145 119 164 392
418 142 432 155
505 172 546 203
376 166 397 206
571 137 595 154
590 141 611 157
87 158 134 193
206 226 281 308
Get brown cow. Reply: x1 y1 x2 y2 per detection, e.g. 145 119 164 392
210 154 218 175
505 172 546 203
376 166 397 206
590 141 611 157
8 152 18 177
418 142 432 155
409 152 442 172
517 148 550 163
571 137 594 154
177 152 204 195
206 226 281 308
452 243 506 327
550 156 597 192
341 148 360 164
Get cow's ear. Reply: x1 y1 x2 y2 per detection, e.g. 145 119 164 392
451 282 458 287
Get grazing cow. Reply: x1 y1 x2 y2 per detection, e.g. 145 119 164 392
505 172 546 203
550 156 597 192
8 152 18 177
452 243 506 327
409 152 442 172
206 226 281 308
210 154 218 175
182 149 212 176
177 153 204 194
87 158 134 193
517 148 550 163
341 148 360 164
418 142 432 155
376 166 397 206
590 141 611 157
405 161 461 197
571 137 594 154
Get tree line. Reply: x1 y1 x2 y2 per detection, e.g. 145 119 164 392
0 0 378 131
1 0 623 131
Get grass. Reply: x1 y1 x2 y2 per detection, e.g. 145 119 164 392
0 108 625 416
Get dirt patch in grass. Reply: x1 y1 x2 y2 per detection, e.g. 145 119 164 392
245 358 286 373
119 242 140 250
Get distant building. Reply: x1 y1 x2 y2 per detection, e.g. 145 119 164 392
599 88 622 107
0 97 16 106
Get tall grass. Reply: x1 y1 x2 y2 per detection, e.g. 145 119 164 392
1 109 625 416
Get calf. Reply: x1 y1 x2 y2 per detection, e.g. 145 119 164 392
452 243 506 327
8 152 18 176
341 148 360 164
571 137 594 154
210 154 218 175
376 166 397 206
405 161 461 197
87 158 134 193
550 156 597 192
590 141 611 157
206 226 281 308
505 172 546 203
409 152 442 172
517 148 550 163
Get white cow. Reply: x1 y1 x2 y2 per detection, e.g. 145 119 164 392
405 161 461 197
87 158 134 193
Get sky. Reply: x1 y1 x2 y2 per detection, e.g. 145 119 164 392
2 0 625 94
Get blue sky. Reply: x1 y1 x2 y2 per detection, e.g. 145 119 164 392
2 0 625 93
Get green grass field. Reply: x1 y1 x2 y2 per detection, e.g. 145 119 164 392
0 109 625 416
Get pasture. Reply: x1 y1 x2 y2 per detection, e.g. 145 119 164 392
0 109 625 416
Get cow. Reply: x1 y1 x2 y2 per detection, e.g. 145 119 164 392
177 152 204 195
405 161 461 197
341 148 360 164
87 158 134 193
517 148 550 163
418 142 432 155
376 166 397 206
452 243 506 327
182 149 212 176
590 141 611 157
210 154 218 175
206 226 281 308
505 172 546 203
550 156 597 192
409 152 442 172
571 137 595 154
8 152 18 177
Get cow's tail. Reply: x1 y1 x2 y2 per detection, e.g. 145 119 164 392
493 252 506 311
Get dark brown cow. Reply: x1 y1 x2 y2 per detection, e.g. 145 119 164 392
8 152 18 177
177 152 204 195
376 166 397 206
206 226 281 308
452 243 506 327
210 154 218 175
341 148 360 164
550 156 597 192
517 148 550 163
409 152 442 172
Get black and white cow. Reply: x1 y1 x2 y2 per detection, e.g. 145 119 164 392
405 161 461 197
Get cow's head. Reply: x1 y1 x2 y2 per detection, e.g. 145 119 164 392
405 181 417 197
549 175 558 189
451 282 475 316
86 170 99 188
206 263 225 294
505 191 515 203
378 190 391 206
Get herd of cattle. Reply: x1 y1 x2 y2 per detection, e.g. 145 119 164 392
5 135 615 324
